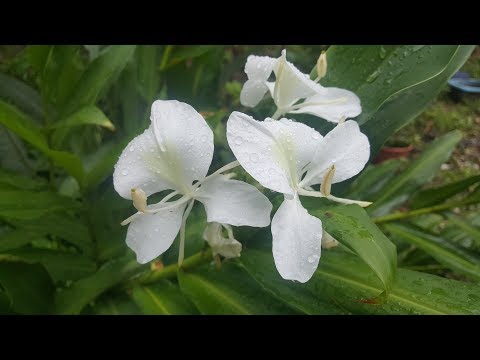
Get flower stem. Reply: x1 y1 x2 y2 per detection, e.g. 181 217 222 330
271 109 283 120
122 248 213 289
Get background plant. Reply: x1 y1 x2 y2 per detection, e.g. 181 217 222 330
0 45 479 315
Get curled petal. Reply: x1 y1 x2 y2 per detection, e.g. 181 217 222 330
289 87 361 123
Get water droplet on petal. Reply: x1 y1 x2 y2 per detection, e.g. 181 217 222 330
234 136 243 145
121 169 129 176
311 131 320 140
250 153 259 163
308 254 319 263
129 146 135 152
200 135 207 143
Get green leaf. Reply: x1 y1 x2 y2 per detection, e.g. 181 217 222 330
0 290 12 314
304 198 397 294
85 294 141 315
55 255 147 314
51 106 115 131
8 213 93 255
136 46 160 102
25 45 51 75
344 159 403 200
132 280 199 314
240 249 348 314
444 213 480 249
177 262 297 314
83 140 127 191
0 168 47 191
41 45 85 110
0 73 43 120
320 45 474 154
410 174 480 209
317 250 480 314
63 45 136 115
0 229 45 252
0 100 85 182
0 190 79 220
0 262 54 314
384 223 480 282
368 130 462 216
4 248 97 282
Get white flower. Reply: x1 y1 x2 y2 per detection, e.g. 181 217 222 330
240 49 361 122
113 100 272 265
226 112 370 282
203 222 242 259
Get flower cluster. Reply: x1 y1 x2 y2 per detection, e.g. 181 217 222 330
114 49 371 283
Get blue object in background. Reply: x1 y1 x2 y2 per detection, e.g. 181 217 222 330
448 72 480 94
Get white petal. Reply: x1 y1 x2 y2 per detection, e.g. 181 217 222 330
273 50 321 109
113 127 177 199
272 195 322 283
196 174 272 227
226 112 322 195
302 120 370 187
244 55 276 81
150 100 214 187
240 80 270 107
125 202 187 264
289 87 361 123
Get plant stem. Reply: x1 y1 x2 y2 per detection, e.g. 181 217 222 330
121 248 212 290
373 199 478 224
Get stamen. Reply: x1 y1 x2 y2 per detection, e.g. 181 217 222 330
131 188 148 213
320 165 335 196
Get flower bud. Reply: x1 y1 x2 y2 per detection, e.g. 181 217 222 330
316 51 327 80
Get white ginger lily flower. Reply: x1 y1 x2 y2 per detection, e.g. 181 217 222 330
240 49 361 122
113 100 272 265
226 112 370 282
203 222 242 259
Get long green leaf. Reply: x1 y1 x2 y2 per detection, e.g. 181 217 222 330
63 45 136 115
0 262 54 314
0 100 85 182
239 250 348 314
385 223 480 282
51 105 115 131
319 45 474 154
410 174 480 209
0 168 47 191
0 190 79 220
85 294 141 315
4 248 97 282
55 255 146 314
444 213 480 249
0 229 46 252
178 263 297 314
304 198 397 294
0 73 43 120
132 280 199 314
368 130 462 216
243 249 480 314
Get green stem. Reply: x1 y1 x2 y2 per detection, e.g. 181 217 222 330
121 248 212 289
373 199 478 224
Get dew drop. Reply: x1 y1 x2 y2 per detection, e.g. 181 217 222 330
234 136 243 145
121 169 129 176
200 135 207 143
129 146 135 152
308 254 319 263
311 131 321 140
250 153 259 163
154 228 159 232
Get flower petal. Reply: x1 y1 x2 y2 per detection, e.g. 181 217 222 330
151 100 214 187
302 120 370 187
273 50 321 109
289 87 361 123
226 112 322 194
203 222 242 259
272 195 322 283
244 55 276 81
240 80 270 107
196 174 272 227
126 202 187 264
113 127 177 199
